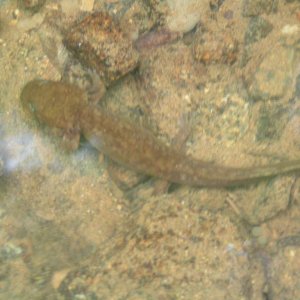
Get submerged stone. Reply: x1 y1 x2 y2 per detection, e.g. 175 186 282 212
64 12 140 86
244 16 273 45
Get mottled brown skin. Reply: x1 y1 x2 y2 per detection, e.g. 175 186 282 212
21 80 300 187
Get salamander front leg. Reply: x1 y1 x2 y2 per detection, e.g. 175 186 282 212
62 127 81 151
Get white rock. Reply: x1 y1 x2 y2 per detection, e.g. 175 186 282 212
165 0 208 33
281 24 299 35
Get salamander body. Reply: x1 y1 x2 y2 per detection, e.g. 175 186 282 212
21 80 300 187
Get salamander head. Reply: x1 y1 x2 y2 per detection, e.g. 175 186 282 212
20 79 87 130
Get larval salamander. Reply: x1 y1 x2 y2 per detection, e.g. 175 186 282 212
20 80 300 187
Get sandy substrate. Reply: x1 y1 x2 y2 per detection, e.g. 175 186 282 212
0 0 299 299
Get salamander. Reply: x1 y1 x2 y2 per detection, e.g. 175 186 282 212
20 79 300 187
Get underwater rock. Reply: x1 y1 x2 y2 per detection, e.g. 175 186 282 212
38 20 106 104
165 0 203 33
148 0 208 33
247 46 296 100
193 29 239 65
255 102 287 141
64 11 140 86
18 0 46 13
243 0 278 17
244 16 273 45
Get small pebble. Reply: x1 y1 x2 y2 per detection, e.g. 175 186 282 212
0 243 23 260
251 226 262 237
223 10 234 19
193 29 239 65
257 235 268 246
18 0 46 13
12 9 20 19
